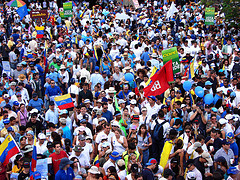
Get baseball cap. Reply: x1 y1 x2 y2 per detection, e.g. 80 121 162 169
117 159 125 167
73 145 83 152
84 99 91 103
205 81 213 86
227 167 239 175
211 107 218 113
130 164 138 173
23 162 30 168
80 119 87 123
3 118 10 124
112 121 120 127
118 99 126 104
95 66 99 71
222 139 231 145
102 141 110 148
226 132 234 139
59 118 67 124
47 142 53 148
146 158 157 166
219 118 228 125
187 172 196 180
7 127 14 132
32 93 38 98
193 142 202 150
225 114 233 120
148 96 156 101
161 105 168 109
38 133 46 140
78 135 86 141
130 99 137 104
13 101 19 106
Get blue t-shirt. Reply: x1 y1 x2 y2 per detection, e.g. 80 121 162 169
118 90 131 100
45 86 62 97
102 110 113 123
55 167 75 180
230 142 239 166
28 98 44 111
62 126 72 143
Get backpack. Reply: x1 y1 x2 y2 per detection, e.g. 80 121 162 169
152 119 167 141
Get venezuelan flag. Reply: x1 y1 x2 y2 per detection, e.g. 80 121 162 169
30 134 37 180
80 4 87 19
188 60 195 79
145 66 159 86
54 94 74 110
0 134 20 166
102 48 112 62
35 26 44 38
94 46 99 61
93 155 99 167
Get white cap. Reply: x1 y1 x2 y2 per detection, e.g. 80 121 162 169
118 99 126 104
219 118 228 125
130 99 137 105
187 172 196 180
225 114 233 120
38 133 46 140
181 104 187 108
129 92 135 97
112 121 120 127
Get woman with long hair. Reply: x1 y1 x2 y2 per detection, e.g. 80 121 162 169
137 124 152 167
70 157 87 179
17 104 28 126
103 166 119 180
111 128 128 156
19 136 27 150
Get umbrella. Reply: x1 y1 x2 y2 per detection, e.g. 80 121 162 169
7 0 26 7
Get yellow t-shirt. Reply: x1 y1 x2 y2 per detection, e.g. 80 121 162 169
171 97 184 106
12 165 23 173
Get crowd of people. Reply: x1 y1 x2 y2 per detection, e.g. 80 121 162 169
0 0 239 180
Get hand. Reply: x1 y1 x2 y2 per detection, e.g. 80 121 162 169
208 139 214 144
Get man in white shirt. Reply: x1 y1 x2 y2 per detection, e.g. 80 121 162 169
145 96 161 119
36 133 48 154
186 159 202 180
69 145 90 169
95 123 115 145
103 151 121 175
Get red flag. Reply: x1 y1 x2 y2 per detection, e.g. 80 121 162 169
143 60 173 97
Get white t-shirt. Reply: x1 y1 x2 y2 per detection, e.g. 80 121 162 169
73 126 93 139
95 131 115 144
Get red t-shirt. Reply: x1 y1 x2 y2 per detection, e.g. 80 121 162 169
49 150 68 174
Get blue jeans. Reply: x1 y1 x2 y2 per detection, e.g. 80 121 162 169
142 149 149 168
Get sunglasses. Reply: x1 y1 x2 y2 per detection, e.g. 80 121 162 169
185 131 191 133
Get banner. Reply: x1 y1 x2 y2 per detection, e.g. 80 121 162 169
59 8 64 18
36 159 48 180
30 10 48 19
205 7 215 25
143 60 173 97
63 2 72 17
162 47 180 74
132 0 140 9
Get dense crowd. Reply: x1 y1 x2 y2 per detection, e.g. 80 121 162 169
0 0 239 180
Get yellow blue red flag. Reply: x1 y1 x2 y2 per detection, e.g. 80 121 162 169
54 94 74 110
0 134 20 166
